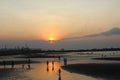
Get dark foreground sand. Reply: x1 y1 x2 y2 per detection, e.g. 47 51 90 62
62 63 120 80
93 57 120 61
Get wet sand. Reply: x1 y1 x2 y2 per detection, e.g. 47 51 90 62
62 63 120 80
0 62 97 80
0 60 40 65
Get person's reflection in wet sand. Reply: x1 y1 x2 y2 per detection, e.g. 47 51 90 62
58 76 61 80
47 66 49 72
52 66 54 71
52 61 54 71
58 68 61 80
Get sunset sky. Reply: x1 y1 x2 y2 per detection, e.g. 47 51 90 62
0 0 120 49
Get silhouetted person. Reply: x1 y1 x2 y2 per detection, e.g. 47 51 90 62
101 54 104 58
27 58 31 70
46 61 49 72
58 56 61 61
52 61 54 66
64 58 67 66
28 64 30 70
28 58 31 64
46 61 49 67
22 64 24 69
11 61 14 69
3 61 6 69
52 61 54 71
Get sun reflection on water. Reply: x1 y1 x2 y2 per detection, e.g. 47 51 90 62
23 61 97 80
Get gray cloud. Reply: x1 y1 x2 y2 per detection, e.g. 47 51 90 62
62 27 120 40
84 27 120 37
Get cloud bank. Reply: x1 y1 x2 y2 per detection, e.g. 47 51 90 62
62 27 120 40
84 27 120 37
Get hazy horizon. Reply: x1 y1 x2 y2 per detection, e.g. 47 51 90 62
0 0 120 50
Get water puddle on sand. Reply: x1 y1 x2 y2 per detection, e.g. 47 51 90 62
23 62 97 80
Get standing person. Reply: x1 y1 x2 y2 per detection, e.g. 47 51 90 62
58 56 61 62
27 58 31 70
28 58 31 64
46 60 49 66
52 61 54 66
11 61 14 69
64 58 67 66
28 64 30 69
52 61 54 71
3 61 6 69
22 64 24 69
46 61 49 72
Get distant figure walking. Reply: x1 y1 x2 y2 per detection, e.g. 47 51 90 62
11 61 14 68
64 58 67 66
46 61 49 72
28 58 31 64
46 61 49 67
58 56 61 61
22 64 24 69
3 61 6 69
28 64 31 69
27 58 31 69
52 61 54 66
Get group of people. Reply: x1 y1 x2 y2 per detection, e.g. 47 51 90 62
46 60 62 80
46 56 67 80
46 60 54 72
3 60 15 69
2 58 31 70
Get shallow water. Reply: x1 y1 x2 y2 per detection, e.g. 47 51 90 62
0 62 97 80
0 51 120 80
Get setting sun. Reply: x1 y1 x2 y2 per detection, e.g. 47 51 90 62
49 37 55 41
49 37 55 44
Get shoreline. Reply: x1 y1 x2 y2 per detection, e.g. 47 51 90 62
0 60 40 66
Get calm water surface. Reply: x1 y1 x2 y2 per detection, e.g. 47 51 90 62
0 51 120 80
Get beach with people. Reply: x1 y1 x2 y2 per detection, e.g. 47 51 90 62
0 51 120 80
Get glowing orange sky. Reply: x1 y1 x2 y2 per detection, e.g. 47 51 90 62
0 0 120 41
38 26 63 41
